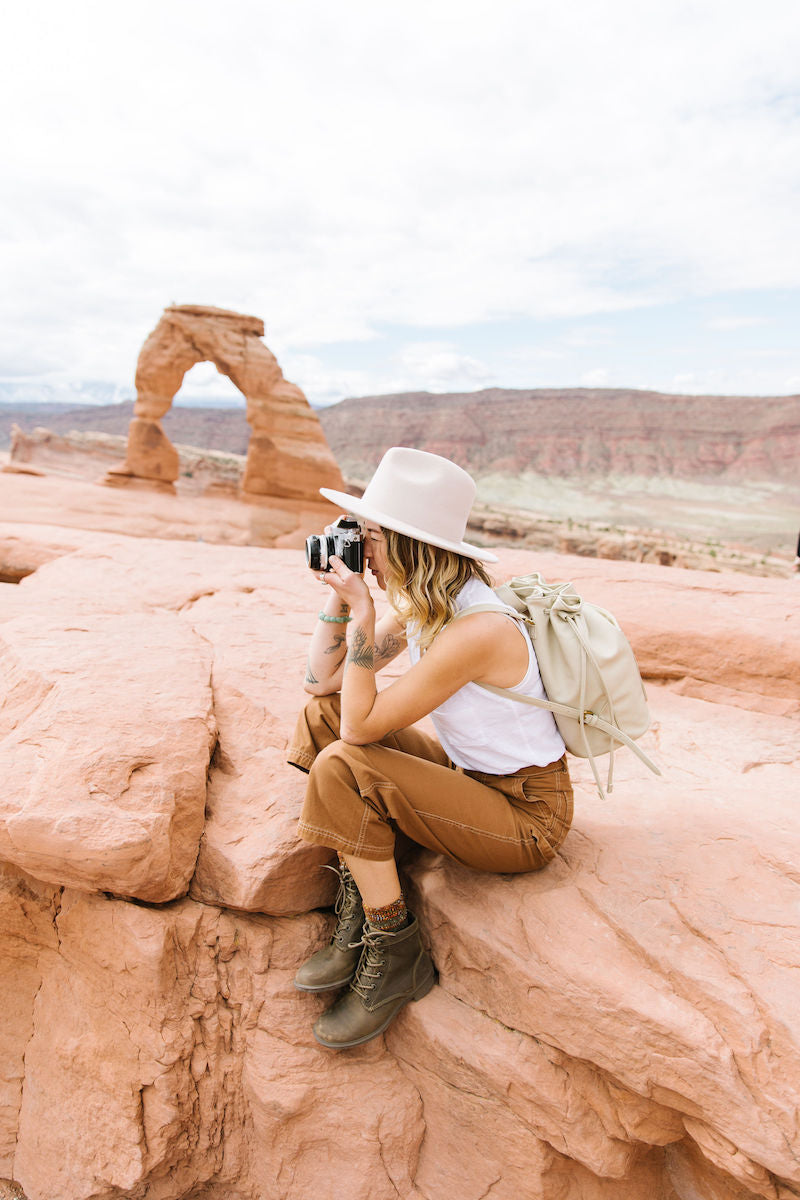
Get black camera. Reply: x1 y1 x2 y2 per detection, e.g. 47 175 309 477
305 516 365 573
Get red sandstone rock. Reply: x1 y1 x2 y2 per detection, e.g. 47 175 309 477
0 864 60 1179
0 471 342 555
0 533 381 915
0 525 798 1200
9 425 130 479
0 463 44 477
112 304 344 500
403 687 800 1191
0 609 215 901
318 387 800 483
113 416 180 485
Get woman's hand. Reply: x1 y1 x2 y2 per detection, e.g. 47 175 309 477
319 556 374 619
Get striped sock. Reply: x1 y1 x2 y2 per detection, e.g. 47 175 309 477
363 895 408 932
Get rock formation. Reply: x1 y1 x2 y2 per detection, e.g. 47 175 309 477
109 304 344 499
6 383 798 563
0 523 798 1200
0 451 341 555
318 387 800 483
7 429 793 576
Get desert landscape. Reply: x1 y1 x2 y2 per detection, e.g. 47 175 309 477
7 0 800 1193
0 521 798 1200
1 312 799 1200
4 378 800 578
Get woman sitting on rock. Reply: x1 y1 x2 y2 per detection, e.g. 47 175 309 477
287 447 573 1049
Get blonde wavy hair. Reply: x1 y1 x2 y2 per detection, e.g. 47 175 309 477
381 527 493 650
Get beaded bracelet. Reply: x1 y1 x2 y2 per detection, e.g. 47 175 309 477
318 611 352 624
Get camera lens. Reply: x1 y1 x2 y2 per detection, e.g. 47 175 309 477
305 535 324 571
306 534 339 572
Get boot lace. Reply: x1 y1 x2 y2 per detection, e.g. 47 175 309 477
350 926 394 999
322 863 362 940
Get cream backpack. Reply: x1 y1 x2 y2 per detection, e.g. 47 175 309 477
455 572 660 799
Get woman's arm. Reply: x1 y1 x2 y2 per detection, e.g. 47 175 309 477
304 581 406 697
317 556 526 743
303 591 352 694
341 614 493 742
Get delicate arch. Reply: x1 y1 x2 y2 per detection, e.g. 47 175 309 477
112 304 344 499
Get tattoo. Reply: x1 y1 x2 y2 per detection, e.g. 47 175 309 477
304 659 319 684
374 631 403 667
347 626 374 671
324 632 347 656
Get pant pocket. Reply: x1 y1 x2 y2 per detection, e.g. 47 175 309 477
519 767 573 849
519 796 557 835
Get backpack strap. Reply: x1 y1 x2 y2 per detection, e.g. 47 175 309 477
453 600 529 623
477 682 661 776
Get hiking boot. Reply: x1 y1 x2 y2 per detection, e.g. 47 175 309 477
294 861 365 992
312 915 436 1048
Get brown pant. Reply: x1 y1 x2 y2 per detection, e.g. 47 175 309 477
287 694 573 873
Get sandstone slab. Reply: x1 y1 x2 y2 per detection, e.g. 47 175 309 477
0 533 392 915
0 468 342 549
0 524 798 1200
184 586 339 914
14 888 249 1200
8 881 422 1200
0 864 60 1178
405 686 800 1196
0 609 215 901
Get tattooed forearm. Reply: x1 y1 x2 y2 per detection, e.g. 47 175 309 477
324 631 347 656
347 625 374 670
304 659 319 684
374 631 403 667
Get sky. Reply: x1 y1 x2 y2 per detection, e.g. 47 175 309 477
3 0 800 406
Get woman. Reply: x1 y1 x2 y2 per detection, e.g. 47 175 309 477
287 447 573 1049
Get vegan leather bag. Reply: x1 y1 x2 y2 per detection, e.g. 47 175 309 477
455 572 661 799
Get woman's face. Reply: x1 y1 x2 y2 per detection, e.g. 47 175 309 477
363 523 389 590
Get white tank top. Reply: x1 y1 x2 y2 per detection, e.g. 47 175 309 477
407 578 566 773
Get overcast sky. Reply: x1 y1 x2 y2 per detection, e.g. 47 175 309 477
3 0 800 405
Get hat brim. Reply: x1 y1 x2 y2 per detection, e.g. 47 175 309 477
319 487 499 564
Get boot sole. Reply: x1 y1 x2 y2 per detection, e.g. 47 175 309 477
312 968 436 1049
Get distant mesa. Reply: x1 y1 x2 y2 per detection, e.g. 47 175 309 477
106 303 343 499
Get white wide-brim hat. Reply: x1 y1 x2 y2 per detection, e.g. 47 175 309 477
320 446 498 564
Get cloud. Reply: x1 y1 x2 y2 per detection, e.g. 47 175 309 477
2 0 800 396
706 316 771 331
669 367 800 395
389 343 494 393
579 368 612 388
563 327 615 348
177 362 244 401
277 354 375 407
